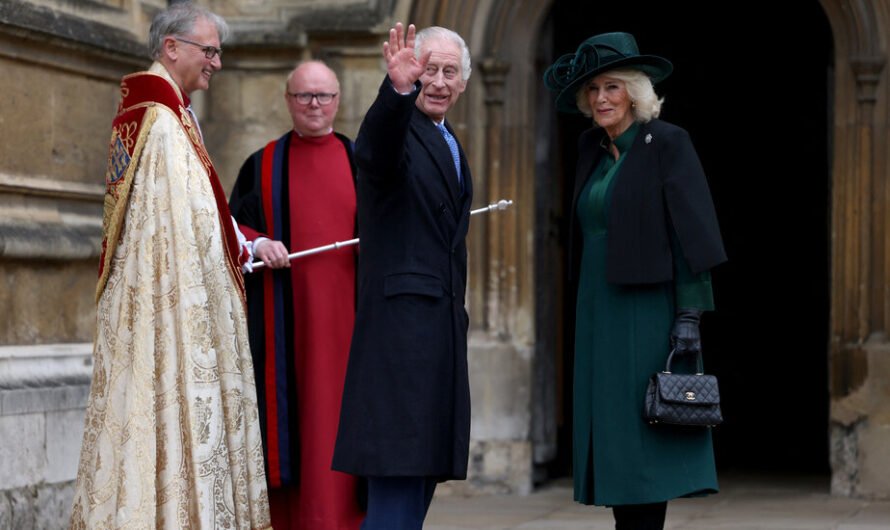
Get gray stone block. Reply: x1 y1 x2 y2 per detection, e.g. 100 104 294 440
0 482 75 530
0 493 11 529
7 487 37 530
0 415 45 490
468 338 532 439
1 386 89 416
45 409 86 484
35 482 74 530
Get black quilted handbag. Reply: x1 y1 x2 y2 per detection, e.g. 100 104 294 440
643 349 723 427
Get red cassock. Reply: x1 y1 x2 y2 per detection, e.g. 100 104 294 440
230 131 363 530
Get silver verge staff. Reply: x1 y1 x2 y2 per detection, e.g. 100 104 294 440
249 199 513 271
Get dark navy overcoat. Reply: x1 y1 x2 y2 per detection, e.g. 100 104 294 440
332 77 473 480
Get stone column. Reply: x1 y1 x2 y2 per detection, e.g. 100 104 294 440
457 58 534 496
479 58 512 333
830 52 889 498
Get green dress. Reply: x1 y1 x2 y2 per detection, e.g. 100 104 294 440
573 123 719 506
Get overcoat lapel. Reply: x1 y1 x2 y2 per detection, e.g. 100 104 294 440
453 128 473 247
410 111 464 208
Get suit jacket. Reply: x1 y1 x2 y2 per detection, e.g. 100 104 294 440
333 77 473 480
571 119 726 285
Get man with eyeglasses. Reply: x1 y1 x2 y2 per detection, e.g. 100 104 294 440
70 3 271 529
332 22 474 530
229 60 363 530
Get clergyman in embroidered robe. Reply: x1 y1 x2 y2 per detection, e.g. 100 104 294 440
69 4 271 529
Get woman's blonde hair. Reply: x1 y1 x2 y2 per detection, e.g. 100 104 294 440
575 68 664 122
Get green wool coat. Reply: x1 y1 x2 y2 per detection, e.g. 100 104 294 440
572 123 719 506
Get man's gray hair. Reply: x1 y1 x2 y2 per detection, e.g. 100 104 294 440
148 2 229 60
414 26 472 80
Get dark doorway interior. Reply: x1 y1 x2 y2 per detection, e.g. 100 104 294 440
535 2 833 479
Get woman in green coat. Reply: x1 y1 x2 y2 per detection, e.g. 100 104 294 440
544 33 727 529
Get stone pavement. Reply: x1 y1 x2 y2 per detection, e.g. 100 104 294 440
425 474 890 529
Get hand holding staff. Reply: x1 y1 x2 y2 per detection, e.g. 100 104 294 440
254 239 291 269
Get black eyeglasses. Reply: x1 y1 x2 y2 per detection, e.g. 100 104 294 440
287 92 338 105
175 37 223 60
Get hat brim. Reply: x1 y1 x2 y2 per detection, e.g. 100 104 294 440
554 55 673 114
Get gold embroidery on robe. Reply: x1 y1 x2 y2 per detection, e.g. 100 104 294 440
71 63 272 530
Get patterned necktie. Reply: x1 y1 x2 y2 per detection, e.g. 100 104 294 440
436 121 462 186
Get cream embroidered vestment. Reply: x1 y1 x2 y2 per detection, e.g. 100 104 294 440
70 63 271 530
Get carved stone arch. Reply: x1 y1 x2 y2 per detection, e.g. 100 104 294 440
820 0 884 58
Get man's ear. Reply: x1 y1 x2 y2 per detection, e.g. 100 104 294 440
162 36 178 61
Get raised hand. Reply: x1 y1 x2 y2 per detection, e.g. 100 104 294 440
383 22 431 93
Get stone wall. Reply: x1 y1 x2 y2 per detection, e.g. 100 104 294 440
0 0 148 347
0 3 168 528
0 344 91 529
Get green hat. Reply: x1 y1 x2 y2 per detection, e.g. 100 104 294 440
543 32 673 114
